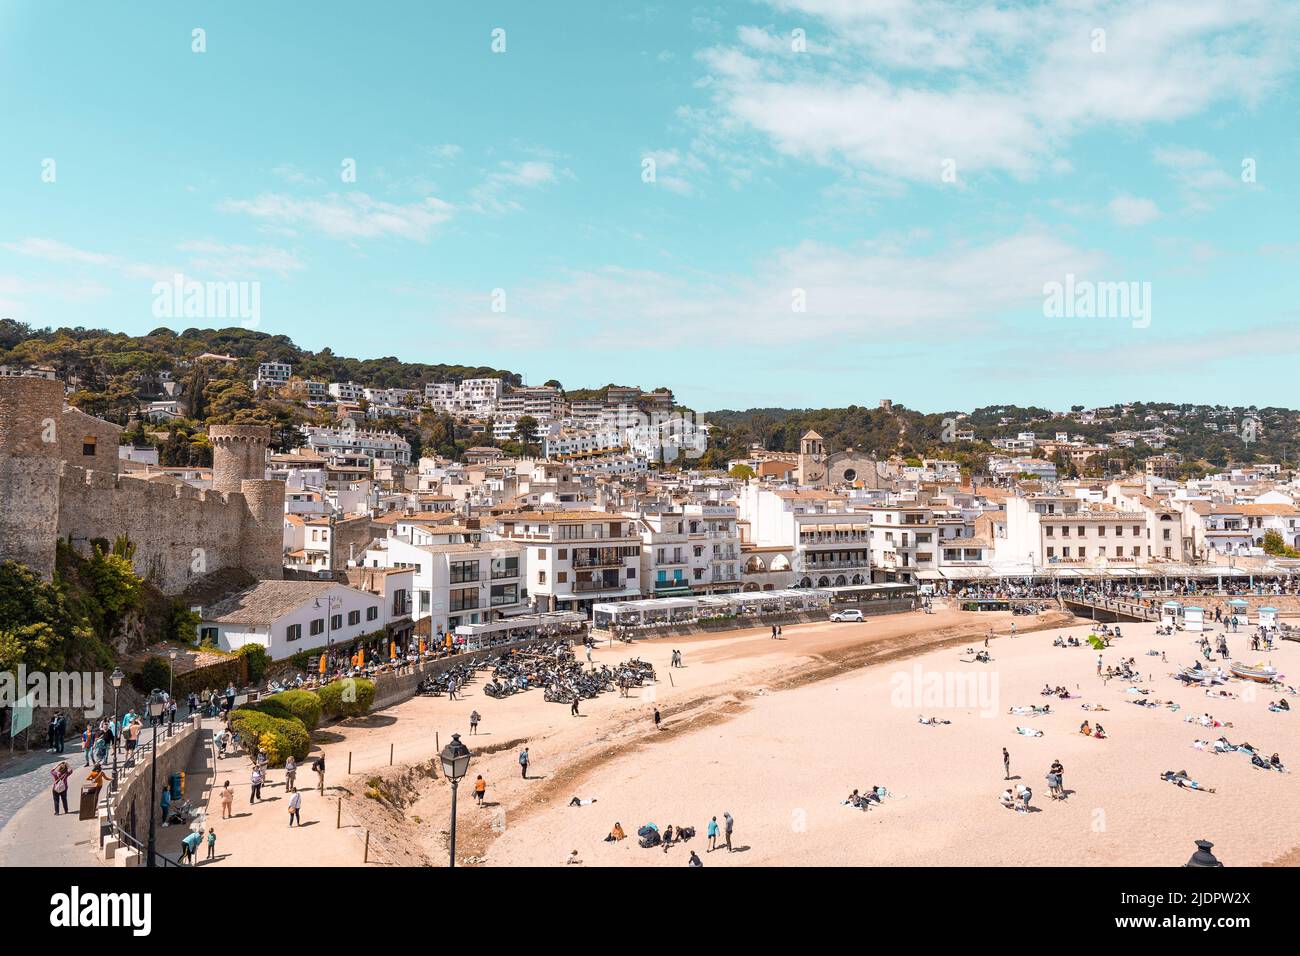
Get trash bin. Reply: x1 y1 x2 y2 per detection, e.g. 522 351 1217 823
78 785 100 820
169 772 183 799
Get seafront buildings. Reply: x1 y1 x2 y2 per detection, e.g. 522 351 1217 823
4 366 1300 661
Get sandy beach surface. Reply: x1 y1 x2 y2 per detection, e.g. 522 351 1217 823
188 605 1300 868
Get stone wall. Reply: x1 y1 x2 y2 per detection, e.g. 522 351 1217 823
106 718 201 861
0 376 284 594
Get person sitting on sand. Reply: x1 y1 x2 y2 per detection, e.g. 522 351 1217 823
1093 723 1107 739
606 822 626 842
1271 753 1285 771
1014 784 1032 812
567 849 583 864
999 788 1015 809
1079 720 1092 736
844 789 864 808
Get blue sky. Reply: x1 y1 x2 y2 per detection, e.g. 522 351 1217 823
2 0 1298 412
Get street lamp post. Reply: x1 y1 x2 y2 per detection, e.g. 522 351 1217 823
439 733 472 868
168 650 178 732
109 668 124 795
146 689 166 867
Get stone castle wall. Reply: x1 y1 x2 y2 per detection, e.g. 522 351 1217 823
0 377 284 594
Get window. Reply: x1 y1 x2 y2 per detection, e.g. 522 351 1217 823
490 583 518 606
419 590 430 612
348 610 360 626
1098 526 1106 536
1132 547 1140 557
1062 547 1070 557
200 626 218 643
309 618 324 636
366 606 378 621
331 614 342 630
492 556 519 578
1077 526 1085 537
1045 526 1054 537
558 549 567 560
1046 547 1055 558
558 571 568 583
538 570 547 584
626 567 636 578
450 587 478 612
1115 526 1123 536
1162 528 1171 540
82 436 97 456
450 561 479 584
286 623 302 642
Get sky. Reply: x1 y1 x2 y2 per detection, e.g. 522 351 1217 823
1 0 1298 413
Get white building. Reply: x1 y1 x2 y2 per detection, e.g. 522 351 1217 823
303 425 412 466
329 381 366 402
253 362 292 391
198 580 403 660
489 510 642 611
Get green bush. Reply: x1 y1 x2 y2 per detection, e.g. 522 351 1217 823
229 708 310 766
237 644 269 684
247 689 322 731
289 650 315 671
317 678 375 719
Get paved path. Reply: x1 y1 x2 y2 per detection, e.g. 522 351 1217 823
0 745 104 867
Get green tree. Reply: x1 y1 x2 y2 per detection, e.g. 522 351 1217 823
728 463 756 480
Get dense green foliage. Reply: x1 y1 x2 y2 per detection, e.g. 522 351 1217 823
237 644 270 684
229 708 311 766
246 689 323 731
317 678 376 718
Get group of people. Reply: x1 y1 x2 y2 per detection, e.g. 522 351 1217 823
843 785 890 810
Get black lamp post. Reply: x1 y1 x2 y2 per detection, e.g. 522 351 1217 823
1184 839 1223 867
109 668 124 794
439 733 472 868
145 689 165 867
168 651 178 731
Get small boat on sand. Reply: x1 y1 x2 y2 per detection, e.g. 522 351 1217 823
1229 661 1278 683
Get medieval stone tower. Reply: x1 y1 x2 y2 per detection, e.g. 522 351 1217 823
208 425 284 580
0 376 65 578
796 429 827 486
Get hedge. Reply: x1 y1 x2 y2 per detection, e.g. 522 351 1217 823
229 708 310 767
246 689 322 731
317 678 375 719
237 644 270 684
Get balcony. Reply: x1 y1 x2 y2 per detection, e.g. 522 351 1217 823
574 579 624 593
799 557 871 572
573 554 625 569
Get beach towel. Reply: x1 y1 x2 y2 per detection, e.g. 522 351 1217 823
1015 726 1043 737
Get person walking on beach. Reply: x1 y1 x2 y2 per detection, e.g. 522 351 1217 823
771 625 778 640
313 756 326 795
469 710 481 735
1002 747 1011 780
653 707 662 731
723 811 734 852
519 748 530 779
287 789 301 827
250 765 264 803
284 755 297 793
51 761 71 815
220 780 234 819
706 815 719 852
474 774 486 805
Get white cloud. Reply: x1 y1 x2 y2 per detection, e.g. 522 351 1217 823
467 160 563 213
220 192 454 241
176 240 305 278
690 0 1299 184
270 163 324 185
433 228 1105 350
1107 194 1160 226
